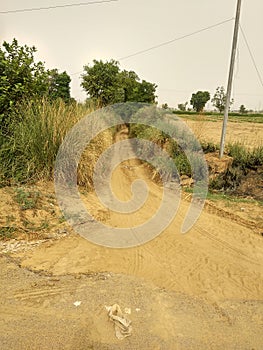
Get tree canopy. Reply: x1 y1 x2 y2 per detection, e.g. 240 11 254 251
47 69 71 102
177 102 188 111
239 104 247 114
211 86 233 113
81 59 157 106
190 91 210 112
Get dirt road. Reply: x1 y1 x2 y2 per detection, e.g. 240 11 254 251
1 255 263 350
1 131 263 349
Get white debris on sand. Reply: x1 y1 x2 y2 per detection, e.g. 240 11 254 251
73 301 82 307
106 304 132 340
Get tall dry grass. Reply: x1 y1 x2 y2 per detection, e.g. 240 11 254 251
0 98 113 188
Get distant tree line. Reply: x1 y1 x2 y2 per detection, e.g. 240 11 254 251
174 87 249 115
175 87 232 113
161 86 255 114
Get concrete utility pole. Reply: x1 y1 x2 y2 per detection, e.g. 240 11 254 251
219 0 242 158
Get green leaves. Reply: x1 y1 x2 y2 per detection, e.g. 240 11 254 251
190 91 210 112
211 86 234 113
81 59 157 106
81 59 120 106
47 69 71 102
0 39 45 132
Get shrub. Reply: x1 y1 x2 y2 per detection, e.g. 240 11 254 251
209 143 263 192
201 141 219 153
227 143 263 169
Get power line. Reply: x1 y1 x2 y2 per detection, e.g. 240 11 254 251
0 0 118 14
70 17 234 76
239 24 263 89
118 18 234 61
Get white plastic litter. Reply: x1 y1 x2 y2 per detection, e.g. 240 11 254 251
73 301 81 307
107 304 132 340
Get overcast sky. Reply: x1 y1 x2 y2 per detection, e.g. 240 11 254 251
1 0 263 110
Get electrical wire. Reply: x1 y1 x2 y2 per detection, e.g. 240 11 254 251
0 0 118 14
239 24 263 89
70 17 234 76
118 18 234 61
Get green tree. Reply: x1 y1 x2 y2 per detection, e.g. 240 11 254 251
137 80 157 104
118 70 140 102
0 39 48 130
81 59 157 106
211 86 234 113
177 102 187 111
81 59 122 106
239 104 247 114
47 69 71 102
190 91 210 112
162 103 169 109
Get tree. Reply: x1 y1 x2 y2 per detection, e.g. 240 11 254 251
239 104 247 114
47 69 71 102
0 39 48 129
81 59 157 106
81 59 121 106
178 102 187 111
190 91 210 112
211 86 234 113
162 103 169 109
137 80 157 104
118 70 140 102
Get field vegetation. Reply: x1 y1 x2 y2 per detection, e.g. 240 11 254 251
1 37 263 228
173 110 263 123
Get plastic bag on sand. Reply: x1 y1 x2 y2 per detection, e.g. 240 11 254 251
107 304 132 340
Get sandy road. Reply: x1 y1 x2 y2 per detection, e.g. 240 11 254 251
1 255 263 349
20 131 263 302
19 156 263 302
1 130 263 349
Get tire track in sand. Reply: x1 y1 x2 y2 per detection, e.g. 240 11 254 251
19 132 263 302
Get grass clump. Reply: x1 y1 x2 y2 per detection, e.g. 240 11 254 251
210 142 263 193
0 226 16 239
129 122 208 181
14 187 41 210
0 98 113 188
201 141 219 154
227 143 263 169
0 99 89 184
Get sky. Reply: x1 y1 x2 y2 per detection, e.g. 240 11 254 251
1 0 263 110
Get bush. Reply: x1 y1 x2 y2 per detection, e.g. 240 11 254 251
209 143 263 192
227 143 263 169
201 141 219 153
129 123 195 178
209 166 244 191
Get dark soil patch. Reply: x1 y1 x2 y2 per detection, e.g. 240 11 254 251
234 165 263 201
